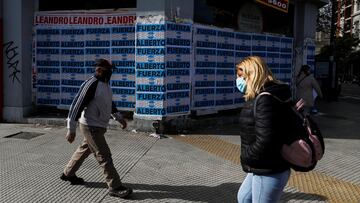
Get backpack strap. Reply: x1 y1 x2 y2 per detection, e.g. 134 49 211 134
253 92 272 118
253 92 293 118
254 92 309 137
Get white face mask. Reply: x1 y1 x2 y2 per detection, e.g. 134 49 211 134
236 77 247 94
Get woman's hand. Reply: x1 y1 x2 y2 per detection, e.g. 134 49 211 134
295 98 306 111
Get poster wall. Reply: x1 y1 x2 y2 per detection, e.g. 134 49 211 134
192 24 293 112
33 11 294 119
34 11 136 110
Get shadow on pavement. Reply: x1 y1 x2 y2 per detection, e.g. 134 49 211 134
281 192 327 202
84 181 107 189
84 181 326 202
85 182 238 202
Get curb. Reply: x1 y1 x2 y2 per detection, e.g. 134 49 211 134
24 111 241 134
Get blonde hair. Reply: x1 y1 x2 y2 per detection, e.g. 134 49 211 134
236 56 280 101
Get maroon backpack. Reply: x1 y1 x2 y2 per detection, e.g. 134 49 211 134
254 92 325 172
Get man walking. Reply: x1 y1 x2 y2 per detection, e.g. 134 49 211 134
60 59 133 198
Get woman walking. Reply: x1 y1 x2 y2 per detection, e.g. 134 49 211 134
236 56 291 203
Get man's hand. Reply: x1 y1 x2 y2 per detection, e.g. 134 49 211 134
65 131 76 143
111 112 127 129
118 119 127 129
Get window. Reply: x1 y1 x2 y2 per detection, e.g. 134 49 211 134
345 19 352 31
345 6 352 18
354 21 360 38
345 0 352 7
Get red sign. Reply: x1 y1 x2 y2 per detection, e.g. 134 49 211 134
256 0 289 13
34 13 136 26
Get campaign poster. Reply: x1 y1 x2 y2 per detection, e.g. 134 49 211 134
135 14 166 119
34 11 136 110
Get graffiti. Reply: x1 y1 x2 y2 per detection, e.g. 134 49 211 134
3 41 21 83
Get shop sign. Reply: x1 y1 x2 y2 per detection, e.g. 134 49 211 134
255 0 289 13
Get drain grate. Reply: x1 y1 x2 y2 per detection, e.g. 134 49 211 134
5 131 44 140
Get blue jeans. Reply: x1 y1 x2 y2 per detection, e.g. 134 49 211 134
237 169 290 203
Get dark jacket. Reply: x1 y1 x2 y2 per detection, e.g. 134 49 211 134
239 82 291 175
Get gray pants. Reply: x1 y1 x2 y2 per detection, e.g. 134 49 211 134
63 124 122 190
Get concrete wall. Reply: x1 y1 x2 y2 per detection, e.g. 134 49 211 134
293 1 318 77
2 0 35 122
137 0 194 21
137 0 165 13
165 0 194 21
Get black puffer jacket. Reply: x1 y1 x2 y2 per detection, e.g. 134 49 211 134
239 82 291 175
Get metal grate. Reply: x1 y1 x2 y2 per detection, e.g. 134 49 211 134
4 131 44 140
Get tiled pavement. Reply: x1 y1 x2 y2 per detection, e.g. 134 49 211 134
0 124 242 203
172 134 360 203
0 122 360 202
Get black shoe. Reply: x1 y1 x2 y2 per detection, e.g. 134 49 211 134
108 186 133 198
60 173 84 185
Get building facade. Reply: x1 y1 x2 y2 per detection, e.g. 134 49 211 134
1 0 327 123
335 0 360 38
352 0 360 39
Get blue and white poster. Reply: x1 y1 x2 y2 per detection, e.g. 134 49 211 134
111 25 136 110
280 37 293 84
192 25 217 111
215 28 235 109
134 13 192 118
165 22 192 116
135 14 166 119
34 11 136 110
35 27 61 106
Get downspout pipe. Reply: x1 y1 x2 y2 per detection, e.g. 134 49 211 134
0 0 3 122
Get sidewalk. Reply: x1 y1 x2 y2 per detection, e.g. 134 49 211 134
0 124 242 203
1 87 360 202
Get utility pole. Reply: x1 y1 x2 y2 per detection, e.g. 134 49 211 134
0 0 3 121
329 0 337 101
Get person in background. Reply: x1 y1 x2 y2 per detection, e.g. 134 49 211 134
236 56 291 202
61 59 133 199
296 65 323 114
